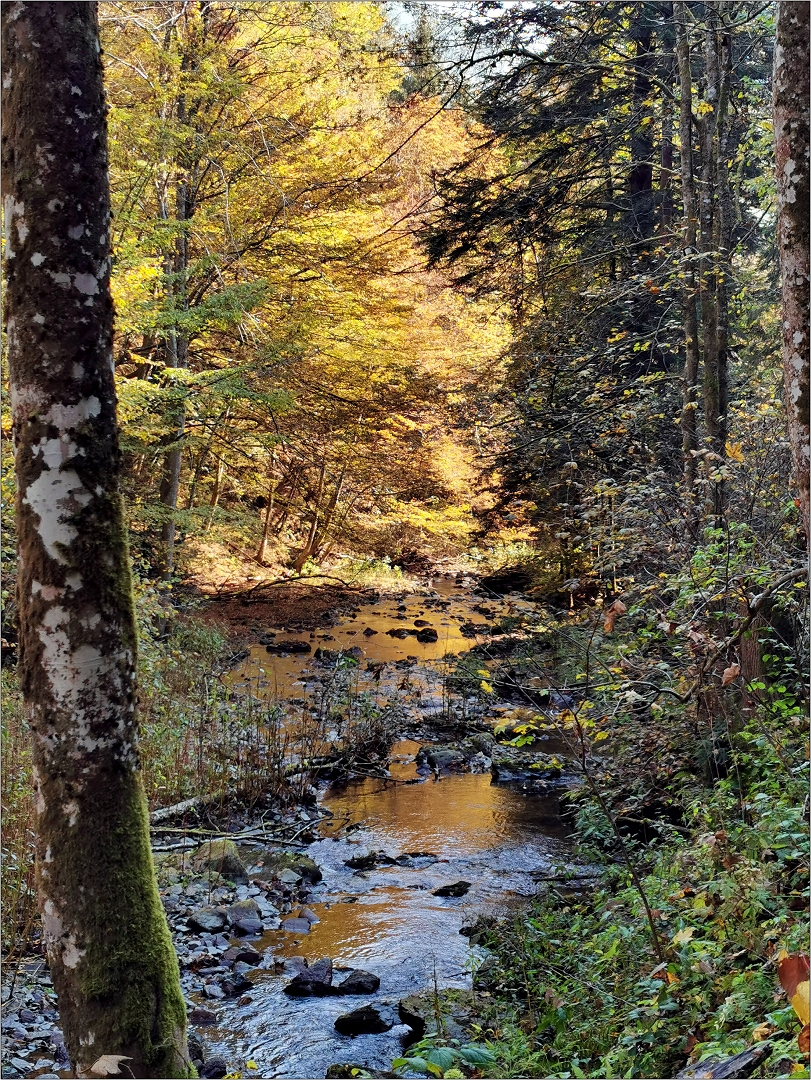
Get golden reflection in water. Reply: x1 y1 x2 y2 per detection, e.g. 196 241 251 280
223 582 533 702
322 772 567 856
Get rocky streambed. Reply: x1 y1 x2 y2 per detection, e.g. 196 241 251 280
2 578 592 1080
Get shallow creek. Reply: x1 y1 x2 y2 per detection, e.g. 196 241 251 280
204 582 576 1078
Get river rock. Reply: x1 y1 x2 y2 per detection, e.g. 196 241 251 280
264 639 311 654
284 957 334 996
386 627 410 639
334 1005 394 1035
363 627 378 637
226 898 260 926
344 850 395 871
432 881 471 897
189 1007 218 1026
220 972 252 997
425 747 465 773
298 906 320 924
490 746 564 784
398 995 428 1035
188 906 228 933
222 945 261 966
281 917 311 934
335 969 380 995
466 751 492 774
192 839 246 883
199 1057 229 1079
265 851 323 883
415 627 438 643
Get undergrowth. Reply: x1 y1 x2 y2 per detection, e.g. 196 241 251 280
473 706 809 1080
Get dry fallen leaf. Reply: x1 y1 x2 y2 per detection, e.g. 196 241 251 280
752 1021 774 1041
90 1055 132 1078
799 1023 810 1055
778 951 810 1024
721 663 741 686
603 599 627 634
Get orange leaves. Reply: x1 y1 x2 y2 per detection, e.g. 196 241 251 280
721 663 741 686
777 950 810 1053
603 598 626 634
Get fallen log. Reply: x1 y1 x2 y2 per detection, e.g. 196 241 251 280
675 1043 772 1079
149 794 216 824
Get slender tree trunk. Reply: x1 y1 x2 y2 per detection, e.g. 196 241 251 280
1 4 190 1076
773 0 810 539
699 5 729 522
257 451 277 564
676 5 701 525
204 455 226 532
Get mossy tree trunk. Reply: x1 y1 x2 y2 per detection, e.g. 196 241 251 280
1 4 191 1077
773 1 810 540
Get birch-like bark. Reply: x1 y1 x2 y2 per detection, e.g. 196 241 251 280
1 4 190 1076
773 1 810 538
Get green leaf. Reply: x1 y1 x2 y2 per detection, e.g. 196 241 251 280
425 1047 458 1071
459 1045 497 1065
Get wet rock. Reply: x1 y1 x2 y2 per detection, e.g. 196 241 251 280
425 747 465 773
233 917 263 936
226 898 260 926
188 906 228 933
490 746 565 784
336 969 380 995
279 868 302 884
281 956 309 976
284 957 334 996
298 906 320 924
258 632 277 645
189 1005 218 1026
386 627 410 639
199 1056 229 1078
187 1030 205 1064
264 639 312 654
432 881 471 897
192 839 246 883
467 751 492 774
220 972 252 997
415 627 438 643
203 982 225 1000
344 850 395 871
281 917 312 934
222 945 261 966
334 1005 394 1035
459 622 485 638
264 851 322 883
363 628 378 637
413 619 430 627
398 995 429 1035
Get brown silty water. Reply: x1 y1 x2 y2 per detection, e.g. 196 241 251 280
200 580 578 1078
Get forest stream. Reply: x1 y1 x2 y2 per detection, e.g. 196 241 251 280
196 581 582 1078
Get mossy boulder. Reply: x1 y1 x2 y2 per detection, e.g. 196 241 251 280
264 851 322 884
191 839 246 882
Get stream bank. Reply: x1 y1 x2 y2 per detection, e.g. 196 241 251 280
2 576 592 1080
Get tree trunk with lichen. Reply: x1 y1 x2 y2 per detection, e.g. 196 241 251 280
1 4 191 1077
773 0 810 540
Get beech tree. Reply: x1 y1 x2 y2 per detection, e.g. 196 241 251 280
774 0 810 539
1 4 191 1077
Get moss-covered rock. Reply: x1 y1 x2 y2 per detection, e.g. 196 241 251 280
191 839 246 882
263 851 322 883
